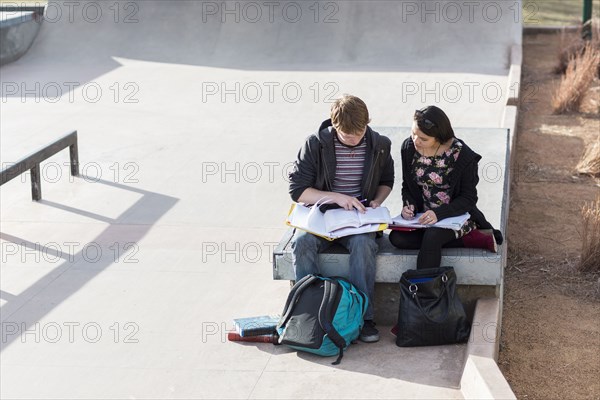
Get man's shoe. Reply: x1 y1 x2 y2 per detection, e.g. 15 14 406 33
359 320 380 343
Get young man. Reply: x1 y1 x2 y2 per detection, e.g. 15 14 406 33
288 95 394 342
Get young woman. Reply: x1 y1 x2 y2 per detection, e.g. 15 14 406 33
389 106 503 268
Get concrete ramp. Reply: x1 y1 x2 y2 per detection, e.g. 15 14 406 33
1 1 519 398
0 8 44 66
1 1 521 140
11 1 519 70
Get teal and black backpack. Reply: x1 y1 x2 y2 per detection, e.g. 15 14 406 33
276 274 368 365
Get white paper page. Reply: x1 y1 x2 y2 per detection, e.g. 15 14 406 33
287 204 329 236
358 207 392 226
434 213 470 230
323 208 361 232
391 212 426 227
391 212 470 231
332 223 384 238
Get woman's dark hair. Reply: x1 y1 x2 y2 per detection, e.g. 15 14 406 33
413 105 455 143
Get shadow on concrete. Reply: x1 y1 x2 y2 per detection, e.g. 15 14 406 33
0 177 178 351
232 337 465 389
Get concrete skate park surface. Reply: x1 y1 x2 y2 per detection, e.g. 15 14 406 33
0 1 518 398
0 9 43 66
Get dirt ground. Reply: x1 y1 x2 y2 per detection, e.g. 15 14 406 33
498 32 600 399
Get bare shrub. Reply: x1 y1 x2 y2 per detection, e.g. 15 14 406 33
576 140 600 177
555 19 600 77
556 29 586 74
579 196 600 272
552 42 600 113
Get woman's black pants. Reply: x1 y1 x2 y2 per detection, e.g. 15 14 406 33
389 228 464 269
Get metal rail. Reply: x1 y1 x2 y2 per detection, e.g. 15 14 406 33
0 131 79 201
0 5 46 13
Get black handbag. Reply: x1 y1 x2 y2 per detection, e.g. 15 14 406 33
396 267 471 347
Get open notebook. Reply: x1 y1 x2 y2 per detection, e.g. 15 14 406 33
286 201 391 241
390 212 470 231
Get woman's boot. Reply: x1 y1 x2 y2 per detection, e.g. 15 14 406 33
461 229 497 253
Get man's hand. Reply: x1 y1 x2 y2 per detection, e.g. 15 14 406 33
332 193 366 213
369 200 381 209
371 185 392 210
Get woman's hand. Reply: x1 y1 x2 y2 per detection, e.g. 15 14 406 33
418 210 438 225
401 205 415 219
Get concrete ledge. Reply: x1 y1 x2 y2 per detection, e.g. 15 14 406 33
370 281 498 326
505 45 522 107
460 298 516 399
501 105 518 148
0 9 44 66
461 356 516 400
274 229 502 285
524 25 579 35
501 104 518 228
467 297 501 359
274 231 502 326
510 43 522 67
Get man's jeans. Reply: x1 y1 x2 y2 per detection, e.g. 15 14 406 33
290 230 378 320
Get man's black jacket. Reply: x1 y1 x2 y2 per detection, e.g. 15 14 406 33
289 119 395 204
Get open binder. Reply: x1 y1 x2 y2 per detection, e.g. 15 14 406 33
286 199 390 241
390 212 471 231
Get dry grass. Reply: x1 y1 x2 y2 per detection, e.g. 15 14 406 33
552 42 600 113
576 140 600 176
507 249 600 300
579 196 600 273
555 19 600 77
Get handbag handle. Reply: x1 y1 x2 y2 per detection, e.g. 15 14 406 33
410 274 451 324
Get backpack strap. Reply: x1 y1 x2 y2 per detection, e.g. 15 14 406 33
277 274 318 330
318 279 346 365
355 284 369 317
332 276 369 317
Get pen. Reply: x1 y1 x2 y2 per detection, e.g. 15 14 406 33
405 200 414 218
355 198 368 213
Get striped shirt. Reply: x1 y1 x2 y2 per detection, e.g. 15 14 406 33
332 133 366 198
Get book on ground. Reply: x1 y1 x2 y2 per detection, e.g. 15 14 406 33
233 315 280 337
286 202 390 241
390 212 470 231
227 331 277 343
